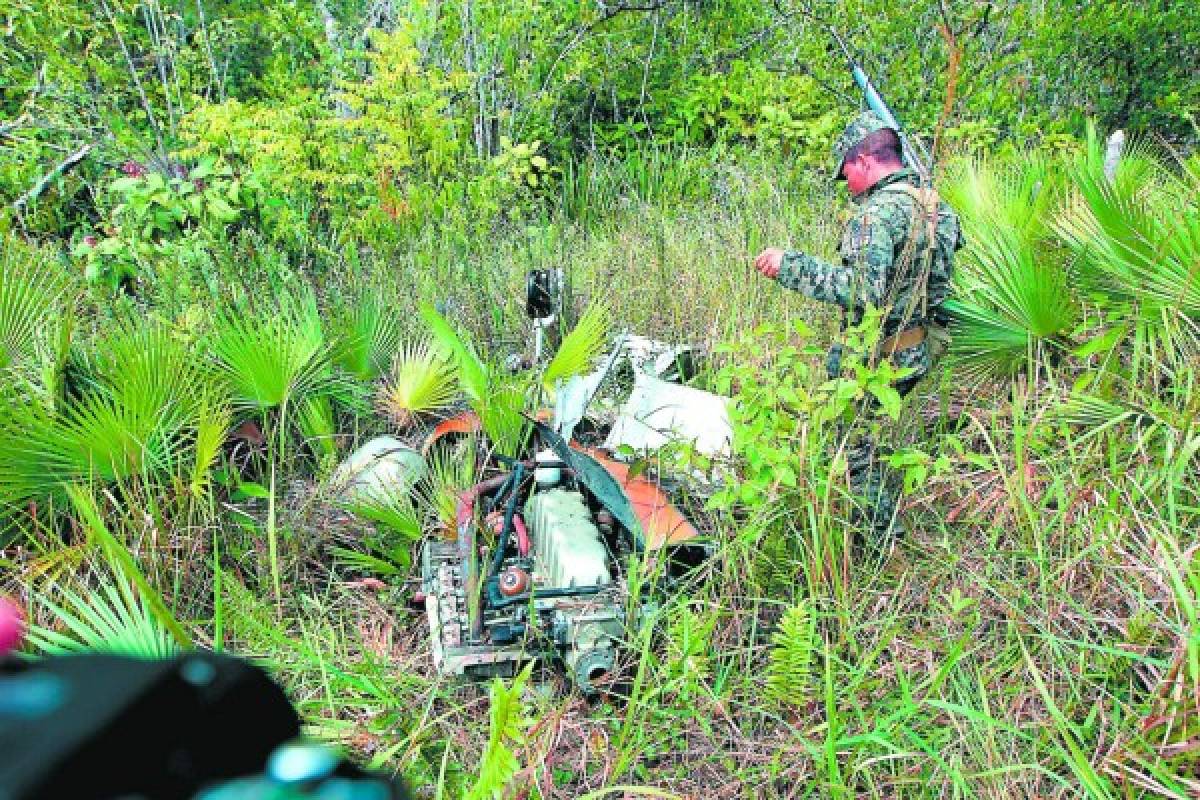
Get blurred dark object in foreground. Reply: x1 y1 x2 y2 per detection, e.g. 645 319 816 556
0 652 410 800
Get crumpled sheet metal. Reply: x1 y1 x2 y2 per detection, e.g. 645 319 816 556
421 411 482 455
579 448 701 550
603 372 732 459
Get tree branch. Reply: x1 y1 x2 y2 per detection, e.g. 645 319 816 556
11 142 95 212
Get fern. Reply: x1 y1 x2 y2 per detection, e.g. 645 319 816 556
766 600 816 707
666 603 716 691
466 663 532 800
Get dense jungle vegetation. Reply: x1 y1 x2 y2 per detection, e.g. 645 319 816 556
2 0 1200 796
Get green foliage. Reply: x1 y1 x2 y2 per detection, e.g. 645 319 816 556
946 130 1200 383
210 292 330 411
336 488 423 574
941 154 1076 378
541 301 611 395
421 303 490 407
1057 127 1200 367
0 321 215 507
3 2 1200 795
466 664 532 800
0 239 65 373
332 295 404 382
709 312 908 514
766 601 816 708
27 580 180 659
376 340 457 429
421 435 479 530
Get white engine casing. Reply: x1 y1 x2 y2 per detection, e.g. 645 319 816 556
524 489 610 588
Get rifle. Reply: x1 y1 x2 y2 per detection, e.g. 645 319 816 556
826 26 931 178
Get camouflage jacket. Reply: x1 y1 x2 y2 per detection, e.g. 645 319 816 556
777 168 961 381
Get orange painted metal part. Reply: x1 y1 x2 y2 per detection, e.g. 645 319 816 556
576 447 701 550
421 411 482 455
423 412 699 549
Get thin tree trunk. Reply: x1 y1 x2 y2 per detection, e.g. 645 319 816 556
12 143 94 212
99 0 167 160
461 0 488 159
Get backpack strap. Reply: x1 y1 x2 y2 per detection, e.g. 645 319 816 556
879 183 940 244
877 182 941 320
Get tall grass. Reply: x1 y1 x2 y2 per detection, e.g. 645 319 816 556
2 142 1198 798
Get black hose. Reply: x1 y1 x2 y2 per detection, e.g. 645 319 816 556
488 463 526 585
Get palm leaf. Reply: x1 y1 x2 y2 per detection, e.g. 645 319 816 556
477 375 529 456
542 302 610 394
191 396 232 499
1054 123 1200 366
942 157 1078 378
67 484 193 649
376 339 458 428
210 293 330 410
420 303 489 405
296 394 338 458
27 580 179 659
420 435 479 529
0 323 216 505
342 487 423 542
338 486 424 572
332 294 403 381
0 238 65 372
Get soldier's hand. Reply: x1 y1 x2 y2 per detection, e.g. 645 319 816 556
753 248 783 279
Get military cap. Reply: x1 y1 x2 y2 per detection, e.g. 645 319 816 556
831 110 894 180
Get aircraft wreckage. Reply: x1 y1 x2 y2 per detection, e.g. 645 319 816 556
422 337 730 694
334 276 732 695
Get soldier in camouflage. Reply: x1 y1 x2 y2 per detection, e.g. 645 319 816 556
754 110 961 541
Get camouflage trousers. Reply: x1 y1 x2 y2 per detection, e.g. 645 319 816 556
828 343 926 542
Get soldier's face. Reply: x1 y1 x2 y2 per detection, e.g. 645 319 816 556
842 155 872 196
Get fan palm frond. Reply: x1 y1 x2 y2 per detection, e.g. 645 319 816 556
376 340 458 428
332 294 403 381
477 375 529 457
942 152 1062 246
338 486 424 572
420 435 479 529
420 303 489 405
191 396 231 498
0 323 216 505
541 302 610 394
942 157 1078 378
27 580 179 659
1053 129 1200 368
210 293 330 410
296 394 338 459
0 238 65 373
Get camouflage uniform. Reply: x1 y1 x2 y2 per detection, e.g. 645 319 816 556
775 111 961 539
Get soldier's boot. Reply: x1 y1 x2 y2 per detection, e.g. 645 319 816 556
847 438 906 545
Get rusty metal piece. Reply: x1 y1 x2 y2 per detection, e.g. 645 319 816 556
497 566 531 597
456 474 510 643
422 411 482 455
577 447 701 550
